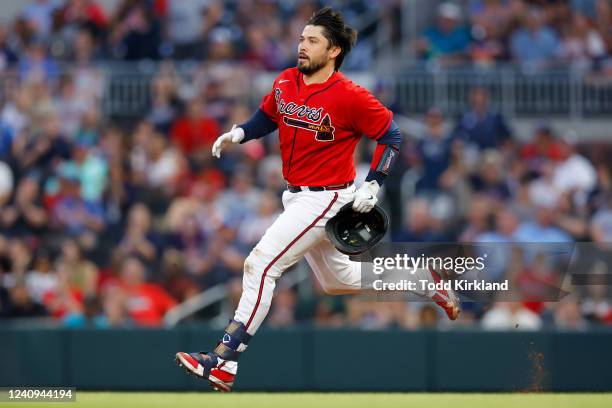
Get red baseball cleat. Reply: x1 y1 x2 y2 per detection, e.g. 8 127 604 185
429 267 461 320
175 351 236 392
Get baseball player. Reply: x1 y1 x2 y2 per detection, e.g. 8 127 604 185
175 7 460 391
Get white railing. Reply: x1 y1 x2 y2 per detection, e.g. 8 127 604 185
3 62 610 121
392 65 612 119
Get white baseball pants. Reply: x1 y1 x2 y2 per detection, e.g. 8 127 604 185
232 185 436 335
234 185 361 334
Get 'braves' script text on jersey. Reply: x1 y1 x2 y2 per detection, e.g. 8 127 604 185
260 68 393 186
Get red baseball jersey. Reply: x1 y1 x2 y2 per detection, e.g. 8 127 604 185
260 67 393 186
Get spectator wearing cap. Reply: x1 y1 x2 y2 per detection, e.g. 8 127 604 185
416 2 471 63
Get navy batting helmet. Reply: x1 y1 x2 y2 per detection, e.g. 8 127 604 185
325 202 388 255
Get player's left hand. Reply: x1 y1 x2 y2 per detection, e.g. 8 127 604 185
352 180 380 213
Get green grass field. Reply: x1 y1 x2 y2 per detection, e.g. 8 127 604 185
2 392 611 408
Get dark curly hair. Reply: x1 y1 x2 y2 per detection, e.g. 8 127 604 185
306 7 357 71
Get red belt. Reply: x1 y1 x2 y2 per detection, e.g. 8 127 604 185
287 181 354 193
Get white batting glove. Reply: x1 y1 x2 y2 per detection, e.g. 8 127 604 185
211 125 245 158
352 180 380 213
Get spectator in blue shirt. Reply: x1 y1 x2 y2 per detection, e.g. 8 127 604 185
415 107 455 194
511 8 560 68
51 162 105 249
515 205 573 244
18 40 59 83
416 2 471 63
454 86 512 151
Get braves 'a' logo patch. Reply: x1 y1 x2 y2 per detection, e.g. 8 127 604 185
283 114 335 142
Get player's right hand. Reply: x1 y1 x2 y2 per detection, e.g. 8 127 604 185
352 180 380 213
211 124 245 158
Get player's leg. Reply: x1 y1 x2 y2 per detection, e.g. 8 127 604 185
304 239 460 319
304 238 361 294
176 190 340 390
234 189 342 334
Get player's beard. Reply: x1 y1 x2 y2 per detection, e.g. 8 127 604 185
297 55 328 75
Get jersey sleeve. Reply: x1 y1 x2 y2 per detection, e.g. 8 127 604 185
351 86 393 140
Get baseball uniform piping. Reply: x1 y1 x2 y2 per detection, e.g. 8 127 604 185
245 192 339 329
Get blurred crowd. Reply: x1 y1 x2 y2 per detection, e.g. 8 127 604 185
0 0 608 73
417 0 612 72
0 0 611 331
0 0 379 72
